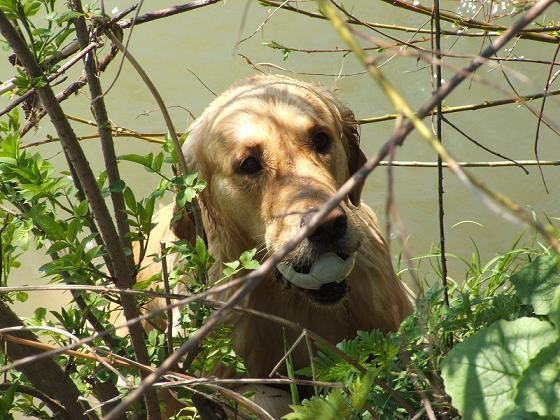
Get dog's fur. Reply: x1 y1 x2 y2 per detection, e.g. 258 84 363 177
136 75 413 416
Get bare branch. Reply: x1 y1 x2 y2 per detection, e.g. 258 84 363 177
118 0 221 28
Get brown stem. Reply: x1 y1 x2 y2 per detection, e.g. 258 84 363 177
71 0 134 267
432 0 449 310
119 0 220 28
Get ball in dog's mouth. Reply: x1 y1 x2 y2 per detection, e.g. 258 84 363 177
276 252 357 304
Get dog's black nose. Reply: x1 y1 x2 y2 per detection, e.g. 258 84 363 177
301 206 348 243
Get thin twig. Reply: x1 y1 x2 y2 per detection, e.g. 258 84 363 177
534 42 560 193
442 116 529 174
268 330 306 377
432 0 450 309
118 0 221 28
379 160 560 167
358 88 560 124
160 241 175 359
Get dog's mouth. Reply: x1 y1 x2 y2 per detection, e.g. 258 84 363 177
306 279 348 304
276 251 356 305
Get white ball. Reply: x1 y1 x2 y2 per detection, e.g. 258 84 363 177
277 252 357 290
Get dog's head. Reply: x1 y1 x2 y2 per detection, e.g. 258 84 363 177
179 75 368 305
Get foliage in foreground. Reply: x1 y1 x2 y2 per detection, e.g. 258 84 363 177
286 248 560 420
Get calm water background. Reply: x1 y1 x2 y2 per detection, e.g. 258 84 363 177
3 0 559 312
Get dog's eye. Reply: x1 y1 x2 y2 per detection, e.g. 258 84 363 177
312 132 331 154
239 156 263 175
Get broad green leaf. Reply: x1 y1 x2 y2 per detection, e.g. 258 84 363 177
55 10 83 24
23 0 41 16
34 307 46 321
123 187 137 212
184 171 198 186
223 260 240 273
118 153 152 167
67 218 81 242
0 0 18 14
515 340 560 417
47 240 67 253
510 254 560 315
497 407 548 420
441 317 556 420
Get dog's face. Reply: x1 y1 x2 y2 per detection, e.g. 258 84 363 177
182 75 367 305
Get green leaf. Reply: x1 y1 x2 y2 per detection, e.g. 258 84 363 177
0 382 16 417
134 274 159 291
497 407 548 420
118 153 152 167
515 340 560 417
109 179 126 193
441 318 557 420
55 10 83 24
152 152 164 173
184 171 198 186
223 260 240 277
240 249 260 270
510 254 560 316
176 188 196 208
47 240 67 253
67 218 81 242
34 307 46 321
0 0 18 15
123 187 137 212
551 287 560 330
350 369 377 411
284 390 351 420
23 0 41 16
15 291 28 303
75 200 89 217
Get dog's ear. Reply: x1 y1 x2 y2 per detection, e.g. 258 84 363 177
171 205 197 244
340 106 367 206
171 122 205 244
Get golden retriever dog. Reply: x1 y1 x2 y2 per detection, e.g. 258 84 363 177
136 74 413 417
